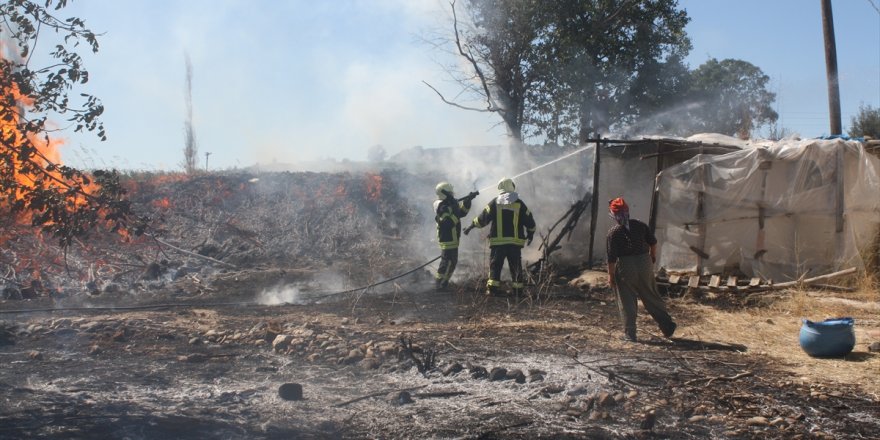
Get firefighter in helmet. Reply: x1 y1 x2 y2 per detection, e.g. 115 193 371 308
465 177 536 296
433 182 478 290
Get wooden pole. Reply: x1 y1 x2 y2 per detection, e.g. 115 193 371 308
821 0 842 135
587 140 602 268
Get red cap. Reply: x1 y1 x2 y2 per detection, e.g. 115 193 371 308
609 197 629 214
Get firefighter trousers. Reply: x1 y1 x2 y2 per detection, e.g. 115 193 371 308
488 244 524 291
435 248 458 287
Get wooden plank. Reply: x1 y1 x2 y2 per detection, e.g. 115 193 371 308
749 277 761 287
727 276 738 288
708 275 721 288
668 274 681 284
687 275 700 288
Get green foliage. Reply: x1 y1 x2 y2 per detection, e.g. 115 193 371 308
849 104 880 139
0 0 146 247
681 58 778 138
535 0 692 143
445 2 779 143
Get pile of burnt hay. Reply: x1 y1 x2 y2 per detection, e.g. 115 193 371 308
1 169 425 299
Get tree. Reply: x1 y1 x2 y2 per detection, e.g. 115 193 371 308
183 52 198 174
680 58 778 138
431 0 691 145
849 104 880 139
537 0 692 143
0 0 144 246
427 0 550 143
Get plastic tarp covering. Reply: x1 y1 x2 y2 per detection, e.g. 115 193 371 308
592 147 658 260
654 139 880 281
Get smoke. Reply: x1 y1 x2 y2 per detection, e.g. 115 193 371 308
256 284 302 305
384 141 595 284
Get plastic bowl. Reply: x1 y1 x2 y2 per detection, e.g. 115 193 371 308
799 317 855 358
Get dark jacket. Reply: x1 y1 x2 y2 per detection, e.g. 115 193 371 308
472 192 536 247
434 197 471 250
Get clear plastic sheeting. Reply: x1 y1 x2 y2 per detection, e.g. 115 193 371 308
655 138 880 281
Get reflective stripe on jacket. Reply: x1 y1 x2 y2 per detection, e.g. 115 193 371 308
434 198 471 250
472 197 536 247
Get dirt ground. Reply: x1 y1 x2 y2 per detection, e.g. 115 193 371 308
1 268 878 440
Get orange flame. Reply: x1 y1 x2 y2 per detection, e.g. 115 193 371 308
365 173 383 201
0 61 97 223
152 197 171 210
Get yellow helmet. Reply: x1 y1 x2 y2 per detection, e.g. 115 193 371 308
497 177 515 193
435 181 454 198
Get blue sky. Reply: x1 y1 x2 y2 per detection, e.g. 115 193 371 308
45 0 880 170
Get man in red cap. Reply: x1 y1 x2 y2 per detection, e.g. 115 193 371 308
606 197 676 342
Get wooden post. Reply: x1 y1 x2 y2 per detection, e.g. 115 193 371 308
587 140 602 268
821 0 842 135
695 145 707 274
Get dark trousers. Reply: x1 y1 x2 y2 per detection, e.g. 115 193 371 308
488 244 524 289
435 248 458 286
614 253 675 338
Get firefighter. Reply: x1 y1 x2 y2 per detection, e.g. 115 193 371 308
433 182 478 290
465 177 536 296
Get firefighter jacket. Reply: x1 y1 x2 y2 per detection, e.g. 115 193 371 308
471 191 536 247
434 197 471 250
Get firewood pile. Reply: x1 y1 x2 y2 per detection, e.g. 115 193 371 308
0 169 425 300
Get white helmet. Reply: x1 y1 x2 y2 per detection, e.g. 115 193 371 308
435 181 454 198
497 177 515 193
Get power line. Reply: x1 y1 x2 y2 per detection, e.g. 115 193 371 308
866 0 880 14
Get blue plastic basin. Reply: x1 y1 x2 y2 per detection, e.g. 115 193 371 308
799 317 855 358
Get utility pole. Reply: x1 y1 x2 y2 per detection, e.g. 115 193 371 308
821 0 842 135
205 152 212 172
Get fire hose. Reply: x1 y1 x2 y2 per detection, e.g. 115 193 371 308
0 256 441 315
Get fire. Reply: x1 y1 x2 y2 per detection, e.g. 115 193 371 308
152 197 171 210
0 60 97 222
365 173 383 201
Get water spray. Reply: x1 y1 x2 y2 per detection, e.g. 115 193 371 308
475 144 593 193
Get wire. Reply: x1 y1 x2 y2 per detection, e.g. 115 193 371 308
0 256 441 315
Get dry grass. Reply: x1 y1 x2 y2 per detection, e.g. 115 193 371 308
672 284 880 398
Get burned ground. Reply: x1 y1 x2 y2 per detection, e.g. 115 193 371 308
1 170 878 439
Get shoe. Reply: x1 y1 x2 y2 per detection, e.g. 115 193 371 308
661 322 677 338
621 334 637 343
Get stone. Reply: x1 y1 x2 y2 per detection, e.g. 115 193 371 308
506 369 526 383
28 350 43 360
178 353 208 363
387 390 413 406
469 366 488 379
567 385 589 396
746 416 769 427
343 349 364 364
442 362 463 376
596 391 616 408
272 335 294 352
868 342 880 352
626 390 639 399
307 353 320 362
528 373 545 383
488 367 507 381
688 415 707 423
88 344 101 356
359 357 381 370
278 383 303 401
189 337 201 345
